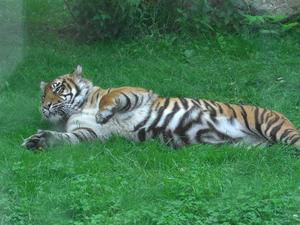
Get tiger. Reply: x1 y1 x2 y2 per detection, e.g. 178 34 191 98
22 65 300 151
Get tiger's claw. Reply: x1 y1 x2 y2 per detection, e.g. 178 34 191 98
95 109 114 124
22 130 51 150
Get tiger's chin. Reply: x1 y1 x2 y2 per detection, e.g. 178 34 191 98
44 113 65 124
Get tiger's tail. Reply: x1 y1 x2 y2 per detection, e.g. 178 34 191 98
268 116 300 150
283 130 300 150
279 124 300 150
236 105 300 150
293 139 300 150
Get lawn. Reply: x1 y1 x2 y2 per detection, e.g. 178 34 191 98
0 1 300 224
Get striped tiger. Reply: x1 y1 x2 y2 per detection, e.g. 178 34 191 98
22 65 300 151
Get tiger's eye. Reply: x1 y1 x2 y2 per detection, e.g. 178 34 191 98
54 85 65 94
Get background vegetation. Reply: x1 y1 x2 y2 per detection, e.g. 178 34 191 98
65 0 300 41
0 0 300 224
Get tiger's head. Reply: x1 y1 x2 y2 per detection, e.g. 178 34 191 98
40 65 92 123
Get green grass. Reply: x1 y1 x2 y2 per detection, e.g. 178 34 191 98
1 1 300 225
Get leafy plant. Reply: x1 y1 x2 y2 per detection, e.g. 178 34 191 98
243 14 300 35
64 0 253 41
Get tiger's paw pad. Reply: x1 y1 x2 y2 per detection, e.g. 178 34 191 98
22 130 51 150
95 109 114 124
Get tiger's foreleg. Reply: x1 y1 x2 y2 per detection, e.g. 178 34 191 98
95 87 155 124
22 128 101 150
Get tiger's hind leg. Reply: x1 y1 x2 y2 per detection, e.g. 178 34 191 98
96 87 156 124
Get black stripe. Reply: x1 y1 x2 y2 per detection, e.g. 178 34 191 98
133 103 154 131
194 99 202 107
120 93 131 112
152 102 180 143
79 131 89 141
203 100 218 123
64 133 72 142
264 115 280 136
269 121 285 142
254 107 268 140
209 101 217 106
163 129 175 147
98 112 114 124
160 102 180 128
69 80 81 105
225 103 237 118
264 112 273 123
147 98 170 132
203 100 216 116
174 109 192 134
191 99 201 108
136 95 144 108
132 93 139 109
279 128 294 141
196 110 204 124
90 93 96 105
174 106 198 145
73 127 98 139
207 121 235 142
64 80 73 91
288 133 298 141
240 105 253 134
196 128 211 142
175 120 193 145
179 98 189 109
209 113 218 124
240 129 254 136
137 128 146 142
260 109 267 122
215 102 224 114
73 132 84 142
290 136 300 145
63 92 73 100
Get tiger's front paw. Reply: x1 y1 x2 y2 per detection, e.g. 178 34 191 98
95 108 115 124
22 130 52 150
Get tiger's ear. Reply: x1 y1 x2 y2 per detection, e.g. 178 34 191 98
72 65 83 79
40 81 47 91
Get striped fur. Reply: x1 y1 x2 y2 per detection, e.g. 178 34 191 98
22 65 300 150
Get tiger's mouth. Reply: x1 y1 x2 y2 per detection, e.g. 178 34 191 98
41 105 66 122
42 109 57 118
41 102 77 123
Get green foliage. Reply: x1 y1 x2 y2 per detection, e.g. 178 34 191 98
66 0 252 40
23 0 300 41
67 0 140 40
243 14 300 35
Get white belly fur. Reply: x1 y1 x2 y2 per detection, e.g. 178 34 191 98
66 104 151 141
